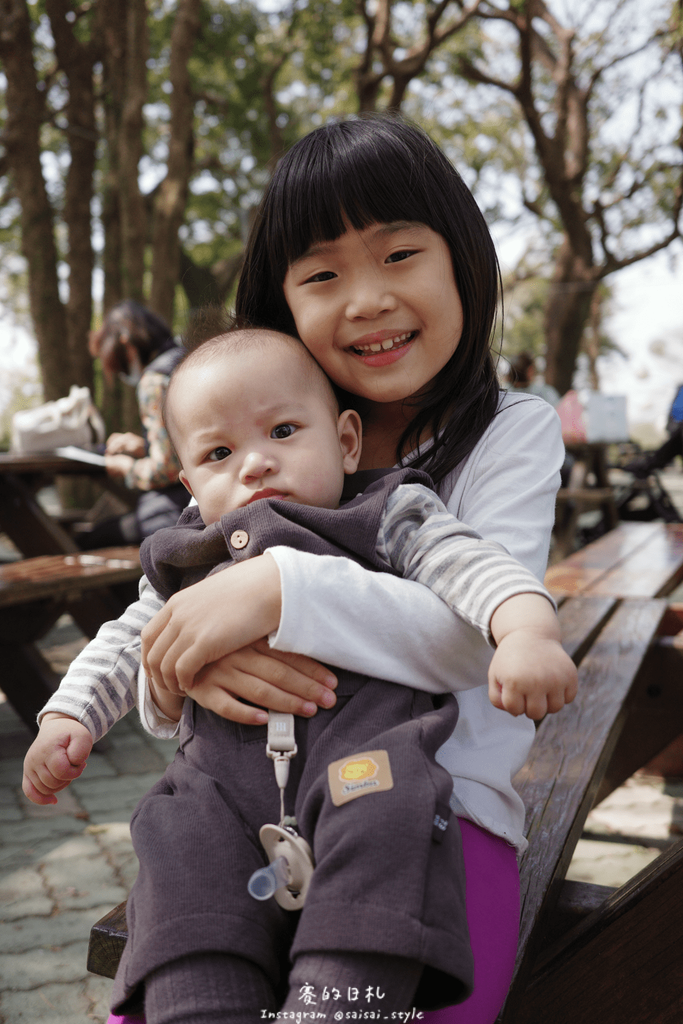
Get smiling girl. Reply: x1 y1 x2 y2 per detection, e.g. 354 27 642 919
134 115 564 1024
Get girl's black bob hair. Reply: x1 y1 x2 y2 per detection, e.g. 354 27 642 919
235 113 502 484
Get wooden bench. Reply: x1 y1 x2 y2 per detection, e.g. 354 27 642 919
498 521 683 1020
546 521 683 602
499 596 683 1022
86 524 683 1020
0 546 141 733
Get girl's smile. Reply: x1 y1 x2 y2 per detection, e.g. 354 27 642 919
282 221 464 408
348 329 416 364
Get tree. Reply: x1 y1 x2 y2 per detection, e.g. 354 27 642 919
448 0 683 393
2 0 682 410
0 0 284 413
0 0 73 402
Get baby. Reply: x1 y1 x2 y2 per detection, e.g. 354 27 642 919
24 327 576 1016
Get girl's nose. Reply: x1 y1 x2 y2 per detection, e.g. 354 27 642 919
239 450 278 483
344 273 397 320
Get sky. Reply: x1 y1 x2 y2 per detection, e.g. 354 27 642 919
592 249 683 435
1 243 682 439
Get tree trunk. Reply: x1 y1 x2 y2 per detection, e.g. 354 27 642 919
119 0 148 302
46 0 98 392
543 237 598 395
100 0 127 313
583 288 603 392
0 0 68 402
97 0 145 435
149 0 201 325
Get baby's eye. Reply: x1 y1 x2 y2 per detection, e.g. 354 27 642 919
271 423 297 440
208 446 231 461
386 249 416 264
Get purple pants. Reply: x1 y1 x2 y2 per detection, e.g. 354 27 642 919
106 817 519 1024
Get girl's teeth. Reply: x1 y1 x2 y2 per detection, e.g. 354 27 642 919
359 332 412 354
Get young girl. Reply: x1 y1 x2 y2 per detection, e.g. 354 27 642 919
124 115 564 1024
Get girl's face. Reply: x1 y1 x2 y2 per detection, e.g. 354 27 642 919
282 221 463 408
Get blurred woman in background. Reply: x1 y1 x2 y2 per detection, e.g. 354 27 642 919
80 301 189 549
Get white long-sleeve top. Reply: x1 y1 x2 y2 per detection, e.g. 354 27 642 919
266 393 563 852
40 392 561 852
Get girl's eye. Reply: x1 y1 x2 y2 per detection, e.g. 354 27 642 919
304 270 336 284
271 423 297 440
386 249 416 264
208 446 231 461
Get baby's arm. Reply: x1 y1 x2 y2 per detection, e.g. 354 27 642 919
380 483 576 719
23 577 183 805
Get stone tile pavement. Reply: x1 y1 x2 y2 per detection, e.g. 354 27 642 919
0 617 178 1023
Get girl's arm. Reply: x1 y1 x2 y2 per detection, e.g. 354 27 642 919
141 397 563 702
269 397 562 690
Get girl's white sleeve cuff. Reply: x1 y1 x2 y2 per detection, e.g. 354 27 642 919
138 665 182 738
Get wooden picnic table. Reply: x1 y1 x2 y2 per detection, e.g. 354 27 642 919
546 520 683 601
553 442 619 559
87 521 683 1023
0 449 110 558
0 450 142 733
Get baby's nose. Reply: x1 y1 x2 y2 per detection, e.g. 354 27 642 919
239 450 276 482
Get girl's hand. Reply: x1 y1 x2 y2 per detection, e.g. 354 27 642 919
187 639 338 724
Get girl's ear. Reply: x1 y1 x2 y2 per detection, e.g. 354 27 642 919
179 469 194 497
338 409 363 474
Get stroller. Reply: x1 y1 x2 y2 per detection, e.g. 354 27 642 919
611 461 682 524
617 383 683 524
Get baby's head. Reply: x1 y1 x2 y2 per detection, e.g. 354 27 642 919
164 328 362 525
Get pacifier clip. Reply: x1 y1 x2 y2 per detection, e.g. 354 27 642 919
247 711 314 910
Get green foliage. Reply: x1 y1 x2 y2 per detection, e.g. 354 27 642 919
502 278 550 360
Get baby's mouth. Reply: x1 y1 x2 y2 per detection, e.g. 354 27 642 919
350 331 416 356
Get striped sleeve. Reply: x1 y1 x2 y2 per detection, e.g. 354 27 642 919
37 576 166 741
377 483 554 645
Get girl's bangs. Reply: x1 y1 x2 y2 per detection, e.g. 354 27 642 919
269 123 436 275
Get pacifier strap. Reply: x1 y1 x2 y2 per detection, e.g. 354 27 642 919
266 711 297 826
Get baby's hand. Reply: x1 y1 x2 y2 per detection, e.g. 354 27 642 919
22 714 93 805
488 632 578 720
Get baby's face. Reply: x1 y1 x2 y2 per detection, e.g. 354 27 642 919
171 343 360 525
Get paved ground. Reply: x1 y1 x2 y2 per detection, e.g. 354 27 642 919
2 467 683 1022
0 622 179 1024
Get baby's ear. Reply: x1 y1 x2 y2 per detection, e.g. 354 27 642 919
178 469 194 497
338 409 363 474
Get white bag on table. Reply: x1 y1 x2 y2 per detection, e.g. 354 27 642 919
11 385 106 455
